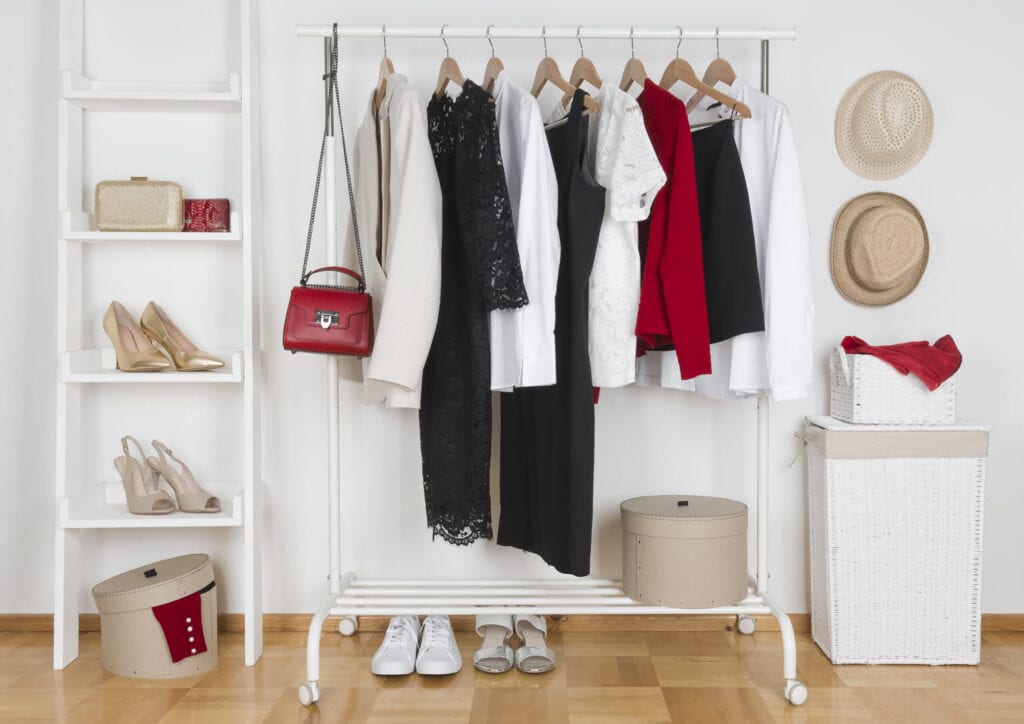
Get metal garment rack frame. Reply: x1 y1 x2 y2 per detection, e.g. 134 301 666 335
293 23 806 708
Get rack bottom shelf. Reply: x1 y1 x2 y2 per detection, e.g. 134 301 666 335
299 574 807 707
328 578 771 617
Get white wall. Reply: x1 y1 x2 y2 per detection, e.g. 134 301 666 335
3 0 1022 618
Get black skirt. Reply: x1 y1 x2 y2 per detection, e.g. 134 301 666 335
691 120 764 344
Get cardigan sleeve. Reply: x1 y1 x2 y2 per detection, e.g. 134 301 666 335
660 112 711 379
364 91 443 396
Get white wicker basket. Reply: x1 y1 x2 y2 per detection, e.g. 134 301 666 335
830 345 956 425
806 416 987 665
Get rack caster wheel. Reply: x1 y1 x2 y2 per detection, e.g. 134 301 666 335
737 615 756 635
298 681 320 706
337 616 358 636
784 680 808 706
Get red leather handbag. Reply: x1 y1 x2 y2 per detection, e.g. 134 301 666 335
283 267 373 357
283 27 373 358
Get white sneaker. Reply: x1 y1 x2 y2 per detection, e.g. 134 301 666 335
415 615 462 675
371 615 420 676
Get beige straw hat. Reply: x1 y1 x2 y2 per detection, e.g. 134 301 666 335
836 71 933 180
831 192 929 306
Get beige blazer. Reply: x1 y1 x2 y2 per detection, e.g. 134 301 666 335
339 75 442 408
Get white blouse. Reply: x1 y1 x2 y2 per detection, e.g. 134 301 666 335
338 74 443 408
490 70 561 391
584 83 666 388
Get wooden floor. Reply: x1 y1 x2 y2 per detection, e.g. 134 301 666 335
2 628 1023 722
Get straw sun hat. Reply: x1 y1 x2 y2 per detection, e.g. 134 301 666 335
835 71 933 180
831 192 928 306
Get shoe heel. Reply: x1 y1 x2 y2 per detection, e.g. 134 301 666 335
116 438 175 515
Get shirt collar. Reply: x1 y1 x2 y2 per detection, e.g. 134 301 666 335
376 73 408 118
491 69 510 99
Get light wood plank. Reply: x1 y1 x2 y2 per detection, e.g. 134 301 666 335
567 686 671 723
563 656 660 687
471 687 569 723
661 686 774 723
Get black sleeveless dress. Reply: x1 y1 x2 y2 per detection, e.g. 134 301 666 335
498 90 605 576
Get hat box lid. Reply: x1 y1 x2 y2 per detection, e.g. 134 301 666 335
621 495 747 540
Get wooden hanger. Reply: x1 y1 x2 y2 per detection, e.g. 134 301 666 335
619 27 648 92
434 25 465 97
373 26 394 112
686 27 739 112
531 26 600 113
660 27 751 120
561 27 603 107
481 25 504 94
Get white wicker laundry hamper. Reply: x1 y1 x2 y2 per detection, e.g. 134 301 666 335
805 416 987 665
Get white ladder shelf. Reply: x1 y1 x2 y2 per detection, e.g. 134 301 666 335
54 0 263 669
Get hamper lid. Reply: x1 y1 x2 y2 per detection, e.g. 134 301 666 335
621 495 747 539
92 554 213 615
805 416 989 459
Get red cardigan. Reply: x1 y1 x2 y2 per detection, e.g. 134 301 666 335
635 80 711 379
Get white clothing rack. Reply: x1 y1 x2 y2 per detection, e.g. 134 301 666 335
295 23 806 708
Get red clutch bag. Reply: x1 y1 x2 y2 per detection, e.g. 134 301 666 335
184 199 230 232
283 267 373 357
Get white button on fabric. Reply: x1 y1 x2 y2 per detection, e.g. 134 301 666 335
186 617 192 623
191 648 197 654
187 626 193 632
189 636 195 643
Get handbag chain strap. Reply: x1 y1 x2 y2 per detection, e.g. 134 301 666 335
300 23 366 292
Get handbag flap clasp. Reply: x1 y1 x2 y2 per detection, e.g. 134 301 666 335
315 310 340 330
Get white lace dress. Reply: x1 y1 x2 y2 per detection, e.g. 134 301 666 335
584 83 666 387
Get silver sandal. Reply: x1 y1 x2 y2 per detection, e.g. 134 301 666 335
473 614 514 673
513 614 555 674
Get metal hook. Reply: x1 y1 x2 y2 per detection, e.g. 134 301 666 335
382 24 388 58
440 24 449 57
715 25 721 59
577 26 584 58
486 25 495 57
676 25 683 58
542 25 548 57
629 26 636 59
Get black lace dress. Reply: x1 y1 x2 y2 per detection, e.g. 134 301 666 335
421 80 528 545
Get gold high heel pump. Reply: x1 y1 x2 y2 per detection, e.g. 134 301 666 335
139 301 224 372
102 301 173 372
147 440 221 513
115 436 176 515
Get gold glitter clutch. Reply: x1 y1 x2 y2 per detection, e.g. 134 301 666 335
95 177 184 232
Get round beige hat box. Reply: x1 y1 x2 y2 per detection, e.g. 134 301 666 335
92 554 217 679
621 496 748 608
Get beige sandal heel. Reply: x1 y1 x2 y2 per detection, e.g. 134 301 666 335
115 436 176 515
147 440 221 513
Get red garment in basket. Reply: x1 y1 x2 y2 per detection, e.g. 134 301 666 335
840 335 962 391
151 592 209 663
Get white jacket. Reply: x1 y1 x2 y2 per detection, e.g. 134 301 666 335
338 74 443 408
